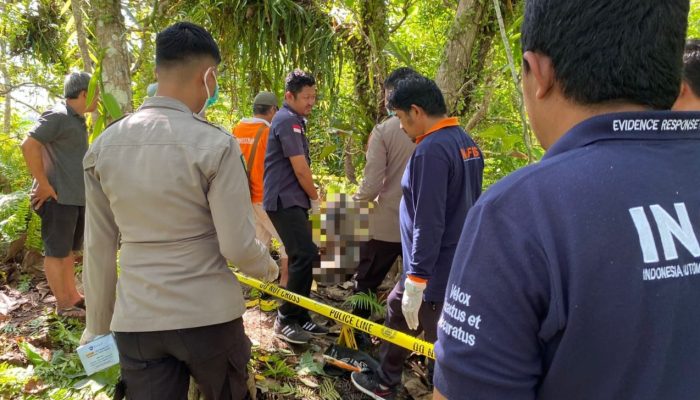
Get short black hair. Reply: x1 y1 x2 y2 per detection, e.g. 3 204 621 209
384 67 420 91
683 39 700 97
521 1 688 110
155 22 221 68
388 76 447 117
253 104 274 115
285 69 316 96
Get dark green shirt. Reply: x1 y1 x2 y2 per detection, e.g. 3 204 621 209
29 103 88 206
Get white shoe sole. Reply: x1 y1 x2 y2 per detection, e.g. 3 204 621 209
274 332 310 344
304 330 328 336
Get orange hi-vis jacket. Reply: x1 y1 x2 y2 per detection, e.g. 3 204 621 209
232 118 270 203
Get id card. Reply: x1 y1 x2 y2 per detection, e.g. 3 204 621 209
76 334 120 375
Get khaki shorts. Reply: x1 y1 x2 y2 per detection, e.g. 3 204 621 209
253 203 286 259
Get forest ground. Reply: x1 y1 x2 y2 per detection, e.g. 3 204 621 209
0 256 432 400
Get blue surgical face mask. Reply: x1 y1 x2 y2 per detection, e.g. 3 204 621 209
198 67 218 116
206 83 219 108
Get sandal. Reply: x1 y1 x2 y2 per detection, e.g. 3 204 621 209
56 306 86 319
73 298 85 310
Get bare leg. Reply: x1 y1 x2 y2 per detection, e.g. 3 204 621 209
44 253 82 309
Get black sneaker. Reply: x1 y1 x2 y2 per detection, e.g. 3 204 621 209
351 369 396 400
274 319 311 344
354 331 373 351
301 320 329 336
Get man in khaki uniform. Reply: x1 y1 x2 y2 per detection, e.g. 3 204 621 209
351 68 418 319
80 22 277 400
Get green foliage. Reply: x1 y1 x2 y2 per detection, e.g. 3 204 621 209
0 192 31 241
0 362 34 395
319 378 342 400
296 351 325 376
690 0 700 38
344 291 386 317
17 274 32 292
261 354 296 379
1 315 118 399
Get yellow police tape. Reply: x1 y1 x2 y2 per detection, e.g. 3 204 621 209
234 272 435 359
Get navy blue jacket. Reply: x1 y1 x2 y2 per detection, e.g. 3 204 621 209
434 111 700 400
263 104 310 211
399 119 484 302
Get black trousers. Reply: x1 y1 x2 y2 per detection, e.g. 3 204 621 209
266 204 318 324
377 282 442 387
113 319 252 400
353 239 402 318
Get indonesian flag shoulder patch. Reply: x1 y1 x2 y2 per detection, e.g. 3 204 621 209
292 124 303 134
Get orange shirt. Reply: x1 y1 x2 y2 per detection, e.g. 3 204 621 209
232 118 270 203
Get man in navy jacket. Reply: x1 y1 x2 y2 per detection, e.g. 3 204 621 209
352 76 484 400
434 1 700 400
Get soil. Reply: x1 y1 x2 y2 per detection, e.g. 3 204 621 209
0 260 432 400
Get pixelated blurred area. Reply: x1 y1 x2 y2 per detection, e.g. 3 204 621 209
312 193 373 284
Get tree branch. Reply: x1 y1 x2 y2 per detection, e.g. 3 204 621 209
492 0 532 162
0 83 59 96
388 0 415 35
11 98 43 115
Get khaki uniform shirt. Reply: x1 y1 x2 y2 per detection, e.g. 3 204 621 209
83 97 272 334
353 117 416 243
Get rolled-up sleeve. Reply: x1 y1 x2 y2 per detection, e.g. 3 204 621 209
208 139 272 278
83 150 120 335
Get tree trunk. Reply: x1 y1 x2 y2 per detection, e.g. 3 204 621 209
435 0 496 115
0 2 11 134
92 0 133 114
71 0 93 73
347 0 388 182
351 0 389 134
344 136 357 184
1 64 11 135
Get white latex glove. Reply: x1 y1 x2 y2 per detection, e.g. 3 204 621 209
79 329 99 346
402 277 427 331
264 256 280 283
310 198 321 215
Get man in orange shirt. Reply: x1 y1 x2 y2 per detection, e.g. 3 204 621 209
233 91 289 287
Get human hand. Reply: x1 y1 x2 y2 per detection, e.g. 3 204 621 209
31 182 58 210
264 257 280 283
402 276 427 331
310 198 321 215
79 329 99 346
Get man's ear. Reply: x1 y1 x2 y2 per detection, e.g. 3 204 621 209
410 104 423 119
523 51 556 100
284 91 295 103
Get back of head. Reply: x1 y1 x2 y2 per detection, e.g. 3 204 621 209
285 69 316 96
64 72 91 99
683 39 700 97
156 22 221 70
521 0 689 110
384 67 420 91
253 91 278 115
387 76 447 117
